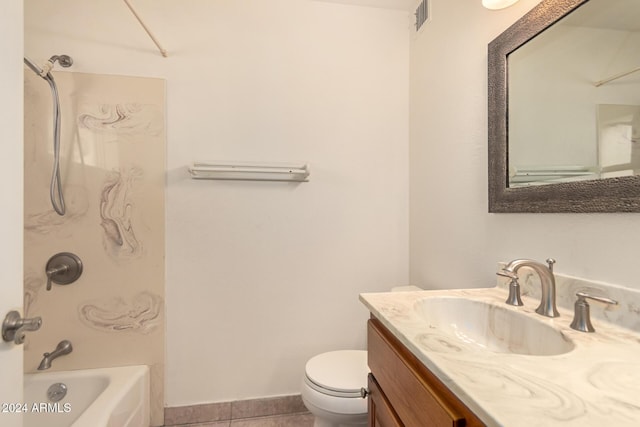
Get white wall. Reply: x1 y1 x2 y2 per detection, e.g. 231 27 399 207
409 1 640 292
0 2 24 423
26 0 410 406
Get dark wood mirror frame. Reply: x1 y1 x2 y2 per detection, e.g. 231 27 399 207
487 0 640 213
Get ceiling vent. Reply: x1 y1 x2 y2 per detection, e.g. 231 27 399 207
415 0 429 31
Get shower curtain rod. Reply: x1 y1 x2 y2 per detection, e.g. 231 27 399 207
595 65 640 87
123 0 168 57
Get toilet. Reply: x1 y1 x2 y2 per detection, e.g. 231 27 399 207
301 286 422 427
301 350 369 427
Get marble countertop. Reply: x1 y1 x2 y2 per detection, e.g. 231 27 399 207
360 287 640 426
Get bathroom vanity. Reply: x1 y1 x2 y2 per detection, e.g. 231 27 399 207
360 279 640 426
367 317 483 426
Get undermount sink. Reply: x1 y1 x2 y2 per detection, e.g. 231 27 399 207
413 297 575 356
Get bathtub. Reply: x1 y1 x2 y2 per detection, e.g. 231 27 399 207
23 365 149 427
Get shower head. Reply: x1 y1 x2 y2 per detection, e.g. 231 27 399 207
48 55 73 68
23 54 73 78
23 53 73 216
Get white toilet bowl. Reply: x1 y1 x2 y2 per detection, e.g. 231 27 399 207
301 350 369 427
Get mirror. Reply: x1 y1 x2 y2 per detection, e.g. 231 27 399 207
488 0 640 212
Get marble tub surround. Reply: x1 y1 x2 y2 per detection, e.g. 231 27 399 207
24 71 165 425
360 286 640 426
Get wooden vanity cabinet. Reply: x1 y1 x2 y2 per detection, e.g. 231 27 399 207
367 317 485 427
368 374 403 427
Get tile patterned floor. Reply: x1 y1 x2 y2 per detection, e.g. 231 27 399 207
163 394 315 427
174 412 315 426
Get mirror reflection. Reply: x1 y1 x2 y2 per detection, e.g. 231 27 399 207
507 0 640 187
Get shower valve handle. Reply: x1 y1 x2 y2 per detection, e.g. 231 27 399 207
46 265 69 291
45 252 83 291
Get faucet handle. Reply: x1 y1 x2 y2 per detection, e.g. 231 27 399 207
545 258 556 272
577 292 617 306
46 264 69 291
496 269 518 279
570 292 618 333
505 278 524 306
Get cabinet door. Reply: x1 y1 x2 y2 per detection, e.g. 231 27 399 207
368 318 485 427
368 374 403 427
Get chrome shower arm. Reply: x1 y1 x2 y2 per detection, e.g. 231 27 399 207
24 55 73 78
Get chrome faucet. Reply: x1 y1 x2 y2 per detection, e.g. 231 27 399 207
497 258 560 318
38 340 73 370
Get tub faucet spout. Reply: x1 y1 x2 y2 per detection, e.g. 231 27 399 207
38 340 73 370
498 258 560 318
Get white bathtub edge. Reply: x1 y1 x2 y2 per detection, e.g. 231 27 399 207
25 365 150 427
74 365 149 427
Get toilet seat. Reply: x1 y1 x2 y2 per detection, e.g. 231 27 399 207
304 375 363 398
304 350 369 398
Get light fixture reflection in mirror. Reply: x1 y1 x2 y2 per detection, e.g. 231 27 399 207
483 0 520 9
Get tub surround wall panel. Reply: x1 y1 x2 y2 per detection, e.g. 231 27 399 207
26 0 410 409
23 71 165 426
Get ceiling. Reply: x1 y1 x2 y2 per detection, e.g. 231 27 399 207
311 0 415 11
